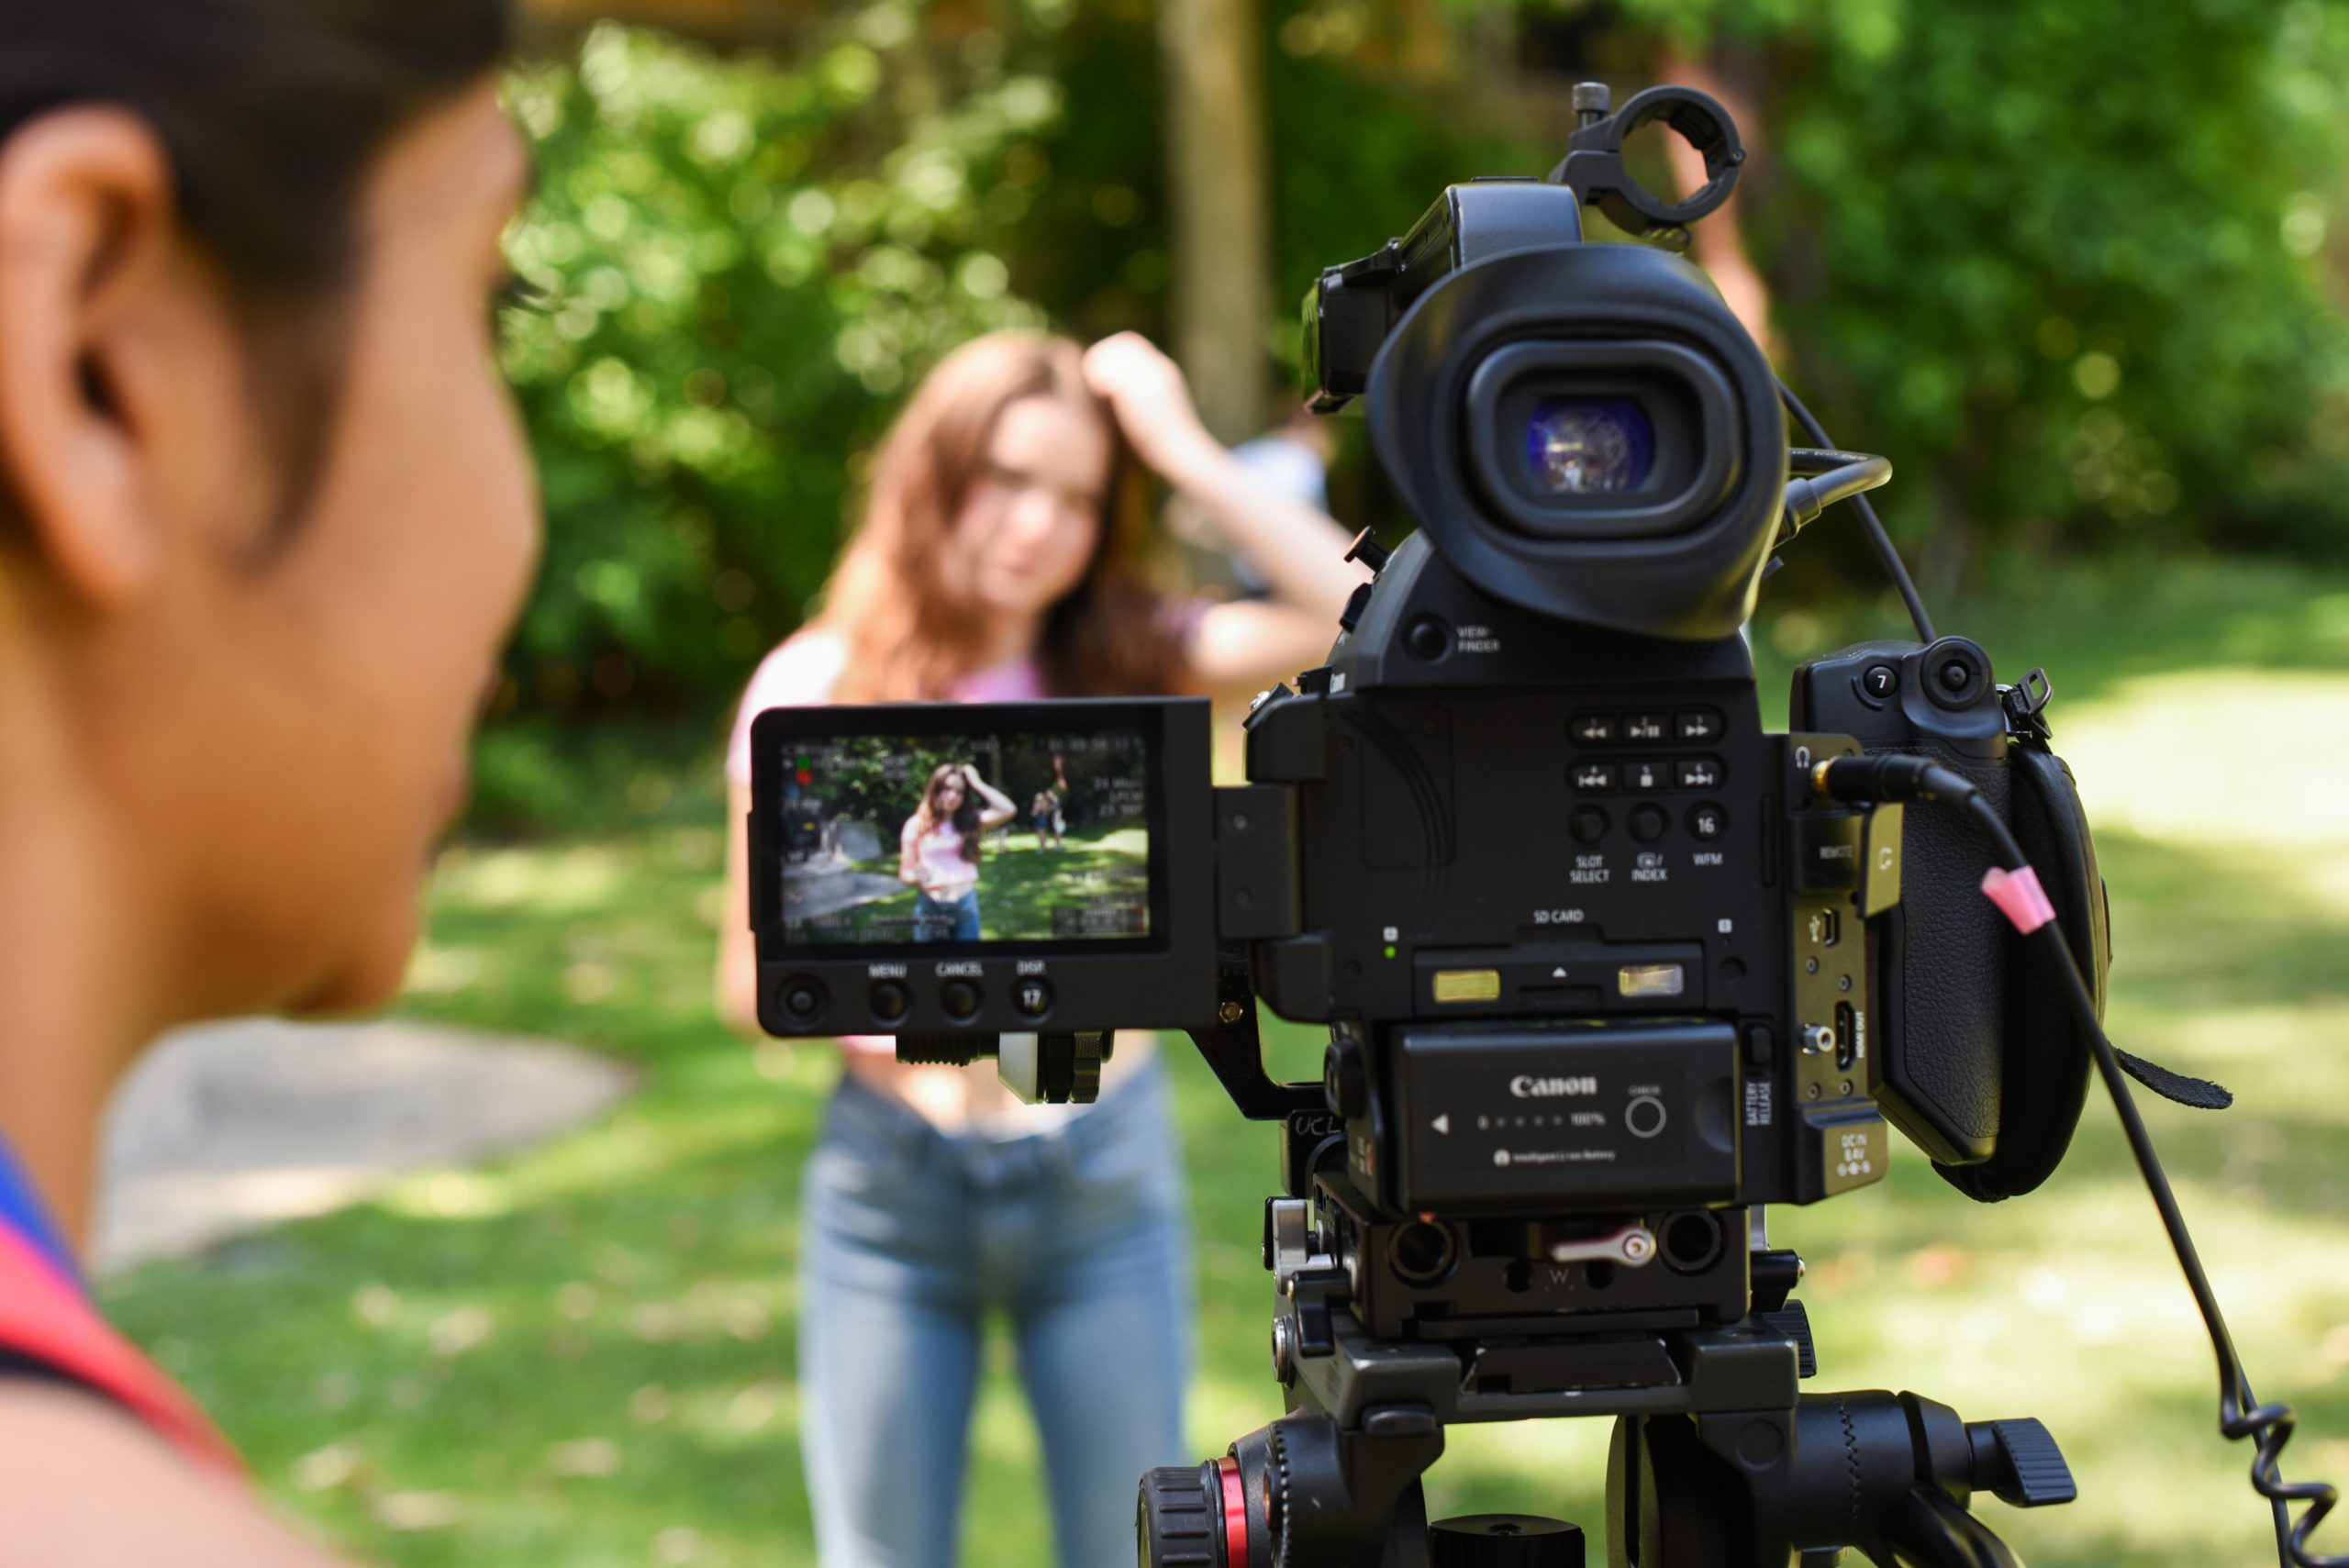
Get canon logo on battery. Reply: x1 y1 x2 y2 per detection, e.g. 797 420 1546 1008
1509 1074 1600 1098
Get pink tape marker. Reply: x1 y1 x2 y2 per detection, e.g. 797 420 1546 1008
1980 865 2057 934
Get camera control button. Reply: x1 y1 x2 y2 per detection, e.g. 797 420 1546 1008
1571 762 1618 793
1013 977 1053 1021
1863 664 1898 700
940 979 982 1022
1405 617 1450 660
1675 708 1724 741
1623 712 1669 743
1675 758 1724 791
1626 1095 1668 1139
1624 760 1668 794
1629 805 1668 842
779 976 827 1027
1688 803 1727 841
1568 713 1616 745
1570 806 1609 844
868 981 909 1023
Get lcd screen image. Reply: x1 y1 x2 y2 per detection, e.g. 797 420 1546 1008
775 731 1152 946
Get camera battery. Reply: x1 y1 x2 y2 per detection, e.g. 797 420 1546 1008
1388 1019 1739 1211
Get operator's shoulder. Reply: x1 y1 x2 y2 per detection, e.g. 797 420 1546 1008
0 1383 346 1567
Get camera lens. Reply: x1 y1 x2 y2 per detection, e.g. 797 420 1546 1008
1525 397 1653 494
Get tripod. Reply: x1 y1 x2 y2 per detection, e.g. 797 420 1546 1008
1140 1229 2076 1568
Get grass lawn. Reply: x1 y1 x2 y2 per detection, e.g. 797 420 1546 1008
101 556 2349 1567
822 826 1151 940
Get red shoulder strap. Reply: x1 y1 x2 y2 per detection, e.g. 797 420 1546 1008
0 1232 242 1481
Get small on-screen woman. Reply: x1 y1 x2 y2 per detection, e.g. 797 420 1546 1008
897 762 1016 940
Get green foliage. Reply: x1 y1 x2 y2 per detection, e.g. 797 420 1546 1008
491 2 2349 753
497 17 1059 719
1607 0 2349 563
791 734 1141 831
492 6 1526 737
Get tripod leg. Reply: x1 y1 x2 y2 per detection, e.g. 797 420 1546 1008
1867 1490 2023 1568
1607 1414 1749 1568
1381 1479 1433 1568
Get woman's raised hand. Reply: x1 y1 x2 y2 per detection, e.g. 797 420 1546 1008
1082 331 1217 481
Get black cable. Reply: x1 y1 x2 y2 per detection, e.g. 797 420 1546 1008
1816 755 2341 1568
1789 446 1881 476
1780 455 1893 548
1776 382 1936 640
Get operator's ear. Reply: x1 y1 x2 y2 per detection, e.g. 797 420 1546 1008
0 108 181 606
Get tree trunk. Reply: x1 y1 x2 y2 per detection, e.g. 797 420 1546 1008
1156 0 1272 445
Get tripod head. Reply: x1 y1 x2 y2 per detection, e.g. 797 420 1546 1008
1140 1380 2075 1568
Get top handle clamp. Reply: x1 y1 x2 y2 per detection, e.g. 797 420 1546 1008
1549 83 1746 245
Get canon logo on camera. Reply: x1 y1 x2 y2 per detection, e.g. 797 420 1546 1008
1510 1074 1600 1098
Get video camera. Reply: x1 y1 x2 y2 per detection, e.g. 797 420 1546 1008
749 83 2274 1568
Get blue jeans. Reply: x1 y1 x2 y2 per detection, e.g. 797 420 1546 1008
912 888 981 941
798 1057 1193 1568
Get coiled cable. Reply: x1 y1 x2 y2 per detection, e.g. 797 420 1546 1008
1814 752 2341 1568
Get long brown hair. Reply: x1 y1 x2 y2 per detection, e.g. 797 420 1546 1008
814 331 1190 702
908 764 982 866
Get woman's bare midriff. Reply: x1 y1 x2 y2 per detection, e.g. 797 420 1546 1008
840 1031 1160 1131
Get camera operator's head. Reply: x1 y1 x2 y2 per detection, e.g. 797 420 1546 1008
0 0 529 1194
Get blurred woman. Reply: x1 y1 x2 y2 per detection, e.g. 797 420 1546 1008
718 329 1363 1568
0 0 532 1561
898 762 1017 940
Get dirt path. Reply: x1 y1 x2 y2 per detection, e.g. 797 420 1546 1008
95 1018 637 1275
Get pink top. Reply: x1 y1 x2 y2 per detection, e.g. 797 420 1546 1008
724 631 1046 785
903 816 978 898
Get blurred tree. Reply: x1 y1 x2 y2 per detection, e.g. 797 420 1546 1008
497 15 1056 722
488 0 2349 766
1595 0 2349 584
490 2 1520 751
1159 0 1274 443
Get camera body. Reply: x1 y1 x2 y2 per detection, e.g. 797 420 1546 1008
1226 531 1902 1229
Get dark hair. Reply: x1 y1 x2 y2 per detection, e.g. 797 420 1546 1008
2 0 512 304
0 0 513 539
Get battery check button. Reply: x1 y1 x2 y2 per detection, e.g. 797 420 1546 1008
1625 1095 1668 1138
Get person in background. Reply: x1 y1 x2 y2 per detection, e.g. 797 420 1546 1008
0 0 533 1562
1030 785 1066 850
717 328 1364 1568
